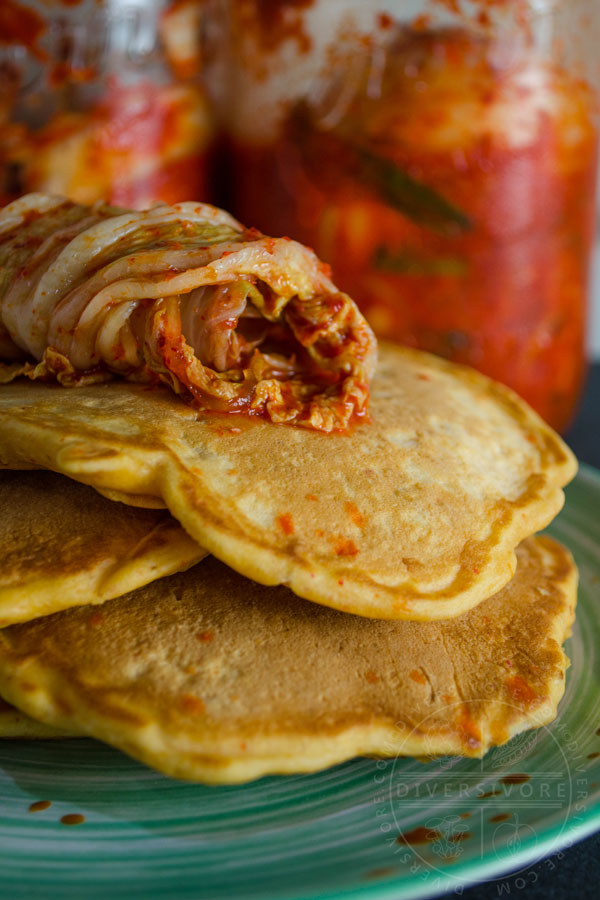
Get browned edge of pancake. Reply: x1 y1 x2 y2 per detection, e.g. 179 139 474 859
0 535 577 782
0 470 206 626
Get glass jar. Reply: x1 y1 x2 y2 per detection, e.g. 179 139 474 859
0 0 215 208
222 0 600 431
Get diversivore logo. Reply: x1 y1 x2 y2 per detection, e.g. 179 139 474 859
368 699 591 894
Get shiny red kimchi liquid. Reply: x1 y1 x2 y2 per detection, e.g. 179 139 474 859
232 28 599 431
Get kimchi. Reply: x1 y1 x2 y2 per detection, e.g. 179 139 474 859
0 194 376 433
226 2 599 431
0 0 214 209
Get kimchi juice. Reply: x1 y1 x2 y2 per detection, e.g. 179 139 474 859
227 2 600 431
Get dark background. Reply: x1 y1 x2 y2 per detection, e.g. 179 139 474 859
459 364 600 899
564 366 600 471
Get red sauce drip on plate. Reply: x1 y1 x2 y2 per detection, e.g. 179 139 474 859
60 813 85 826
500 773 531 785
29 800 52 813
364 867 397 880
396 826 442 846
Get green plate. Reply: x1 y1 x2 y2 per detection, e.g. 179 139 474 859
1 465 600 900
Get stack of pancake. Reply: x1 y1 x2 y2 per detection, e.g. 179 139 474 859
0 195 577 783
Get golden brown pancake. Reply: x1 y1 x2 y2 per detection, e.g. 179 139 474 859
0 536 576 782
0 470 206 626
0 344 575 620
94 488 166 510
0 695 74 739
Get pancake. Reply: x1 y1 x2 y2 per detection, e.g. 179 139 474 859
0 343 575 620
0 695 75 739
95 488 166 510
0 470 206 626
0 536 576 782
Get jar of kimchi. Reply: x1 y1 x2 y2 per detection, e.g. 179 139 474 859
222 0 600 431
0 0 215 208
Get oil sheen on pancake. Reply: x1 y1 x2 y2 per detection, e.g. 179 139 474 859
0 470 205 626
0 343 576 620
0 193 376 433
0 537 576 782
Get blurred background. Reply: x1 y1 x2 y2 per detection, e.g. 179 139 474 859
1 0 599 430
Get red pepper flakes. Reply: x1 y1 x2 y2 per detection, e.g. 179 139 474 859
277 513 294 535
180 694 205 715
306 493 318 501
409 669 427 685
365 670 379 684
88 611 104 628
345 501 365 527
333 537 359 557
196 631 214 642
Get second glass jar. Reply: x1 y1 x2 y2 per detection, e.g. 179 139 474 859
221 0 600 431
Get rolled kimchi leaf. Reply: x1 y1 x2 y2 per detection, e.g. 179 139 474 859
0 194 377 432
